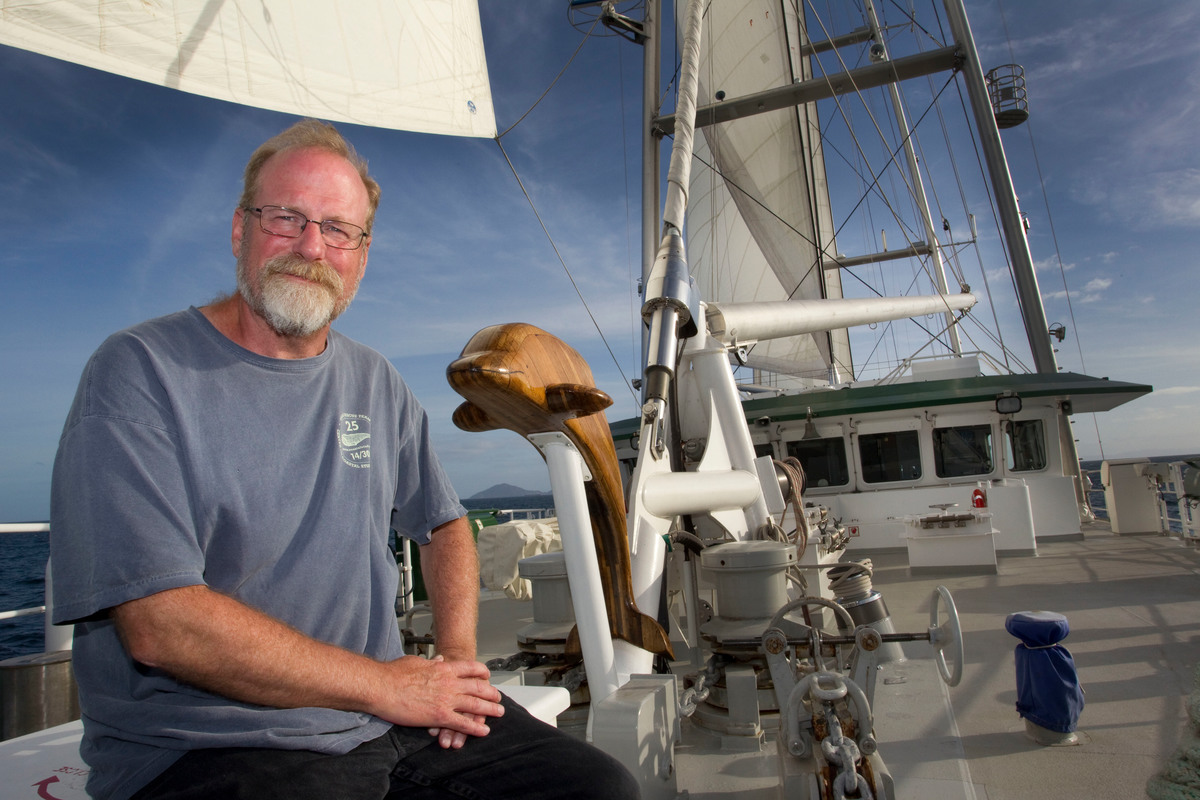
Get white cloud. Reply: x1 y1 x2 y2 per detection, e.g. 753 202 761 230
988 4 1200 233
1034 256 1073 272
1083 390 1200 461
996 5 1200 100
1070 166 1200 230
1041 275 1109 304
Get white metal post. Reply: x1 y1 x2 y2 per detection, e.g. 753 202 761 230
531 433 622 703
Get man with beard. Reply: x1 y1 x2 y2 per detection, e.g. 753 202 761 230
49 120 640 800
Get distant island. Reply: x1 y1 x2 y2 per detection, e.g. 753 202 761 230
468 483 551 500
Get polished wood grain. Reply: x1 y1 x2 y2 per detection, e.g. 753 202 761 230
447 322 673 658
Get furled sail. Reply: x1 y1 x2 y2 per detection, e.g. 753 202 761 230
684 0 851 384
0 0 495 138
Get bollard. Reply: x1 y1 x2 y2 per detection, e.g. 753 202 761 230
1005 611 1084 745
0 650 80 740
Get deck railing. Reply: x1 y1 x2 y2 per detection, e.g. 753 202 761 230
0 523 65 653
4 511 560 650
1083 464 1198 540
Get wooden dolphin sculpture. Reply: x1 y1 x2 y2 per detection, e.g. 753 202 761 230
447 322 673 659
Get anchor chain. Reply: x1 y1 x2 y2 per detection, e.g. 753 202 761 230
678 656 722 718
823 712 874 800
484 651 544 672
555 663 587 693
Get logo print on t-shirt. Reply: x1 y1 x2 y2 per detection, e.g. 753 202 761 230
338 413 371 468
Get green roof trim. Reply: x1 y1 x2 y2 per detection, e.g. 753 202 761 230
610 372 1150 440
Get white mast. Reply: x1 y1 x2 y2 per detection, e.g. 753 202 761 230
941 0 1055 372
863 0 963 355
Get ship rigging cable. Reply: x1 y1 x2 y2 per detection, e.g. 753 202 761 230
491 12 640 404
992 0 1107 460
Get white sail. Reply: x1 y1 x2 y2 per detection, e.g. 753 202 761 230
684 0 851 384
0 0 495 138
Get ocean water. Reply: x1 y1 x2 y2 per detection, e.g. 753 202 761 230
0 531 50 660
462 494 554 515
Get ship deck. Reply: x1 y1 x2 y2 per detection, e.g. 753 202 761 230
478 524 1200 799
837 525 1199 799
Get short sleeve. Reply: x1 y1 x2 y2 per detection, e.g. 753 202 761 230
388 390 466 545
50 337 205 624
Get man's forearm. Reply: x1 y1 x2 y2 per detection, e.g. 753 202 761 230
111 581 502 735
419 516 480 662
114 584 391 712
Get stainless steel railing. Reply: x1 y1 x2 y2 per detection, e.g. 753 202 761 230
0 523 70 652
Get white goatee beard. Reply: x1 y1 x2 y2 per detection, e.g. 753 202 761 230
237 252 357 339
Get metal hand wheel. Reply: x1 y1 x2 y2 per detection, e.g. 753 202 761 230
929 585 964 686
766 596 858 669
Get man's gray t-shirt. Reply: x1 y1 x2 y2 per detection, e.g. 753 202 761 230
50 307 466 799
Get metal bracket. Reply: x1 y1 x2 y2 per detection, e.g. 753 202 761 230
528 432 593 482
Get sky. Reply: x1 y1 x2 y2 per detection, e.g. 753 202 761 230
2 0 1199 523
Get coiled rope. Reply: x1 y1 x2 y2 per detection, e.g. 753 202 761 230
1147 663 1200 799
828 560 875 600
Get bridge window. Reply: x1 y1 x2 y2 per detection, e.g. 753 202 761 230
786 437 849 488
1005 419 1047 471
933 424 994 478
859 431 922 483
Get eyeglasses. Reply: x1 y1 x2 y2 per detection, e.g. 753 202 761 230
245 206 369 250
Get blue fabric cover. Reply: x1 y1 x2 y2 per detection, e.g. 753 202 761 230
1005 611 1085 733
